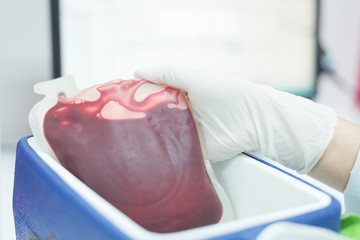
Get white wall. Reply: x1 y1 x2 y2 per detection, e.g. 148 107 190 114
0 0 52 147
315 0 360 123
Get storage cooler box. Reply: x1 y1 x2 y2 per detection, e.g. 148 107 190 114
13 136 341 240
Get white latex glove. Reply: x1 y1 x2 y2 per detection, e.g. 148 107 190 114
134 65 337 174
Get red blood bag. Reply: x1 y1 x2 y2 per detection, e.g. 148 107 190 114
29 76 232 233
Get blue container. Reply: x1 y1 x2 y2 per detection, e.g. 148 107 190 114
13 136 341 240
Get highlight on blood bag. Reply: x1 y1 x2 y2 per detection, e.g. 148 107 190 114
29 76 233 233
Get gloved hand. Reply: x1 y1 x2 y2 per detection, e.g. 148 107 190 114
134 65 337 174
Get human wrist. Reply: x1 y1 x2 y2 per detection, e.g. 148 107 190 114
309 117 360 192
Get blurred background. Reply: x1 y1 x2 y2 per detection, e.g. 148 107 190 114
1 0 360 239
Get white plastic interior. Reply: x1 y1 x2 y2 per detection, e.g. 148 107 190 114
28 137 331 240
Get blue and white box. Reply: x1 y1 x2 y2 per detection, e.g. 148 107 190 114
13 136 341 240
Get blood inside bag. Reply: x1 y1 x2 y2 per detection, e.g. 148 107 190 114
43 80 223 233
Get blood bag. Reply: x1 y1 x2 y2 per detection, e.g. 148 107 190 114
29 76 233 233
